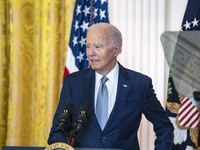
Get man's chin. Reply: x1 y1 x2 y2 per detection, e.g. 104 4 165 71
90 66 98 70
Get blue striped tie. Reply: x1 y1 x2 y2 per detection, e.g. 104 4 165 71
96 76 108 130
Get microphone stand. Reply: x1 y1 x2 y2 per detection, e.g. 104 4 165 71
68 118 85 146
68 130 76 146
68 103 90 146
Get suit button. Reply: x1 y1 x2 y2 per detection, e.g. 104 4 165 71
100 136 106 140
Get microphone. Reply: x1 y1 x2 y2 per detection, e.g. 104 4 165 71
68 102 91 146
58 103 73 137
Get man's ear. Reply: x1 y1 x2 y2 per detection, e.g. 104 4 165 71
113 43 121 57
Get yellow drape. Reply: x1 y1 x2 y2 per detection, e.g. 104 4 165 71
0 0 75 147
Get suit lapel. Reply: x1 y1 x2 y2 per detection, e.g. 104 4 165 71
83 69 95 109
83 69 100 129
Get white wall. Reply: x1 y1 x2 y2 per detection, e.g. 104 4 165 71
108 0 188 149
165 0 188 31
108 0 188 104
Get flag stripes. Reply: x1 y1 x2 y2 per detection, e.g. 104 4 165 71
178 97 200 128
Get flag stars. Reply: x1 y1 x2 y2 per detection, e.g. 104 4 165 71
183 20 191 30
68 1 109 70
74 21 79 31
72 36 78 46
79 36 86 47
76 5 81 16
76 51 85 63
80 21 89 32
83 5 90 17
100 9 106 20
192 18 199 27
94 8 98 18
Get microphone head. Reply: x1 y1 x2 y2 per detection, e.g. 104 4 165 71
63 103 73 113
80 102 91 116
59 103 73 120
58 103 73 132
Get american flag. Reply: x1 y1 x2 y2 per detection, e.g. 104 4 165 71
64 0 109 78
166 0 200 149
177 97 200 128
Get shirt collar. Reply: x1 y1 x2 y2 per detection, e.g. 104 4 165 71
95 63 119 84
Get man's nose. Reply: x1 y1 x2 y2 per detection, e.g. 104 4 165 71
88 47 96 55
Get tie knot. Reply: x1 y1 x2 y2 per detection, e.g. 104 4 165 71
101 76 108 84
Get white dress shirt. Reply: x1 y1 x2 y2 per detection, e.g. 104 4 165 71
94 63 119 119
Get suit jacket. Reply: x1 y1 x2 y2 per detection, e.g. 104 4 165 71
48 63 174 150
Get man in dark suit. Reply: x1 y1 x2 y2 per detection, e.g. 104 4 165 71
48 23 174 150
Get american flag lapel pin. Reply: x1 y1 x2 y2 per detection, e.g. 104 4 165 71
123 84 127 87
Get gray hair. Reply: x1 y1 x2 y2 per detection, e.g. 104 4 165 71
87 23 123 51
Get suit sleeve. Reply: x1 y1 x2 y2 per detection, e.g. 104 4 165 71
143 78 174 150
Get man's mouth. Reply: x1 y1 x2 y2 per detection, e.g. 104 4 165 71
90 59 99 63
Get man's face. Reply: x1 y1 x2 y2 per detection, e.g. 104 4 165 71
86 28 119 75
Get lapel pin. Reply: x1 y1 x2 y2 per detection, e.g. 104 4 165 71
123 84 127 87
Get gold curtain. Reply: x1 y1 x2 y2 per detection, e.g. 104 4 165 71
0 0 75 147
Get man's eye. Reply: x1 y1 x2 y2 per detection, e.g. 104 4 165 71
95 45 102 49
86 45 91 49
95 46 100 49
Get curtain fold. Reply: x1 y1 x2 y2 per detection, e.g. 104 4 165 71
0 0 75 146
0 0 9 147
